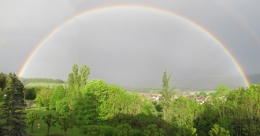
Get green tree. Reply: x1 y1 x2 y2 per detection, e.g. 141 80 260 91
56 98 70 115
81 79 108 124
98 85 126 120
144 124 164 136
50 85 66 109
26 111 39 133
194 102 216 136
0 72 6 91
0 73 27 136
167 96 198 136
35 87 54 109
227 85 260 135
58 113 74 136
209 84 235 134
86 125 105 136
24 87 37 100
198 91 207 97
158 70 176 120
211 84 230 118
114 123 133 136
42 113 58 136
66 64 90 110
0 89 5 107
68 64 90 90
140 99 155 116
79 64 90 87
96 84 142 121
209 124 230 136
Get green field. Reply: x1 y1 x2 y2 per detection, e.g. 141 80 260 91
25 107 82 136
25 82 67 88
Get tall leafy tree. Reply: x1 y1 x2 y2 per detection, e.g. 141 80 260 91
66 64 90 110
26 111 39 133
0 72 6 91
99 85 126 120
167 96 198 135
211 84 230 118
140 99 155 115
0 73 27 136
50 85 66 109
79 80 108 125
144 124 164 136
159 70 176 120
85 125 105 136
58 113 74 136
75 92 98 126
24 87 37 100
35 87 54 109
56 98 70 115
209 124 230 136
42 113 58 136
115 123 133 136
67 64 90 90
79 64 90 88
0 73 7 107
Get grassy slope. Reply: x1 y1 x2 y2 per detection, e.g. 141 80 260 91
25 107 82 136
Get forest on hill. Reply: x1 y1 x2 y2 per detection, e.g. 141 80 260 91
20 77 65 84
1 64 260 136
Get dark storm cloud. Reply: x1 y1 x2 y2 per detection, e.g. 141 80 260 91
0 0 260 90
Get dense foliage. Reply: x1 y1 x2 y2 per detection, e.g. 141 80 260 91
26 111 39 133
35 87 54 110
24 87 37 100
0 73 27 136
50 85 66 109
42 113 58 136
1 64 260 136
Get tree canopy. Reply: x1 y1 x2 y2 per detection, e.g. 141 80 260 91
0 73 27 135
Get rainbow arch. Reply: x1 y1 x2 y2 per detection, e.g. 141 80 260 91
18 5 250 87
215 1 260 49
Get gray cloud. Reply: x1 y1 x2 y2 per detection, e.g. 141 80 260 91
0 0 259 90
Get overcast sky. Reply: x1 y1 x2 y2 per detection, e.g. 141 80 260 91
0 0 260 90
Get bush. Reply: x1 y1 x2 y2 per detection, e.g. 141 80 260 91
101 126 115 136
133 129 144 136
81 125 120 136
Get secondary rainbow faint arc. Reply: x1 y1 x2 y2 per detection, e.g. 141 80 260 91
18 5 250 87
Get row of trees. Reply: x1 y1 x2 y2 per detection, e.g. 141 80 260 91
34 64 260 136
20 77 65 84
26 111 74 136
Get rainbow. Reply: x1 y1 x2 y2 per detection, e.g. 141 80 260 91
215 1 260 48
17 5 250 87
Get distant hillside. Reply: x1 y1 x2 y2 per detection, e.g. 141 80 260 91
25 82 67 88
172 73 260 91
120 74 260 92
120 86 153 93
19 73 260 91
172 76 242 91
20 77 66 85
